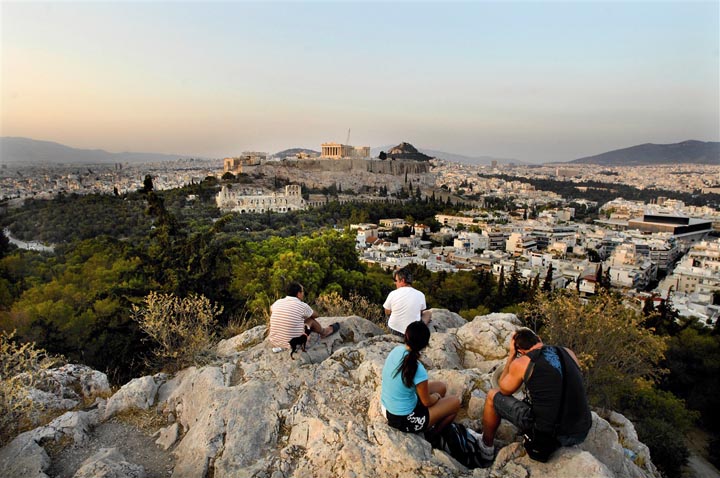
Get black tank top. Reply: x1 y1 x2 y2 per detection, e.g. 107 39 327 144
525 346 592 438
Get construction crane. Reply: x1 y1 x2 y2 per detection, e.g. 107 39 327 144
345 128 351 145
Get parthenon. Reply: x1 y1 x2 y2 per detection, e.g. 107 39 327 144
320 142 370 160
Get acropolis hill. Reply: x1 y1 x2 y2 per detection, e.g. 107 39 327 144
225 142 435 192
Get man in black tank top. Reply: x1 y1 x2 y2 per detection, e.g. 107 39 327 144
478 328 592 460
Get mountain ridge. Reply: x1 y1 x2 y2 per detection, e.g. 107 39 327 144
570 140 719 166
0 137 202 165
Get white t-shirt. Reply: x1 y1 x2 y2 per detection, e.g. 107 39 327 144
383 286 426 334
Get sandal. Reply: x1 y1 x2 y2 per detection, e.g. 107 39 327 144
323 322 340 338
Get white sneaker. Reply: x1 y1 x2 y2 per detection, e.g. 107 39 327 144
476 432 495 461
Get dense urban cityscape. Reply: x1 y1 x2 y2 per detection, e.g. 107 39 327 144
3 149 719 328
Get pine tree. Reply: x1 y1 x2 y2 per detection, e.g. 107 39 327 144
542 263 554 292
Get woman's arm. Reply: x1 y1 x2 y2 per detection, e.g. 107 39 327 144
416 380 440 407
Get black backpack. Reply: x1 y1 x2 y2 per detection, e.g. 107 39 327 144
522 427 560 462
522 346 567 462
426 423 488 469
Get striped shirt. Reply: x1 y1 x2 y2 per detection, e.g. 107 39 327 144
268 296 314 348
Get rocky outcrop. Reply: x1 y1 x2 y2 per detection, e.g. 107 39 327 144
259 156 433 193
0 313 660 478
73 448 146 478
387 142 434 162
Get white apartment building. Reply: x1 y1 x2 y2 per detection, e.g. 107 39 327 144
453 232 489 254
505 233 538 256
606 243 657 290
659 239 720 296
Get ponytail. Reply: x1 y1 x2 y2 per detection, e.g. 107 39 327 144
399 349 421 388
394 320 430 388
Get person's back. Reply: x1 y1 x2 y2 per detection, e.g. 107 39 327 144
268 295 312 348
385 286 426 333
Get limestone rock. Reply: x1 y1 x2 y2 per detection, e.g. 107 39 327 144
427 308 467 333
155 423 180 451
1 312 660 478
604 411 657 477
104 375 162 420
0 409 103 478
457 313 521 366
0 432 51 478
493 442 615 478
579 412 653 478
216 325 266 357
10 364 110 431
423 331 464 370
72 448 145 478
40 364 111 401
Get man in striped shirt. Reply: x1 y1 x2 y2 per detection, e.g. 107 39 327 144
268 282 340 349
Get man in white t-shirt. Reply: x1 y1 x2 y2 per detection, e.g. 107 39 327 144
383 268 432 335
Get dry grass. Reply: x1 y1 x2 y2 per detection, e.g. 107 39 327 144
0 330 63 446
111 408 169 434
222 306 266 339
131 292 223 371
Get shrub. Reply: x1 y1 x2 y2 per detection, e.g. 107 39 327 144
520 290 667 409
459 305 490 321
313 291 384 326
0 331 62 446
222 305 266 339
131 292 223 370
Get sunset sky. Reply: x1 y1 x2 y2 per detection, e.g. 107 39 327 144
1 1 718 163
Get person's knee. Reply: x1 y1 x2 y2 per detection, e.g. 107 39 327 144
452 395 461 412
486 388 499 403
438 382 447 397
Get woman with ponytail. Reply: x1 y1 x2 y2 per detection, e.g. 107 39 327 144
380 320 461 434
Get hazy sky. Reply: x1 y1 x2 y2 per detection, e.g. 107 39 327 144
2 1 718 163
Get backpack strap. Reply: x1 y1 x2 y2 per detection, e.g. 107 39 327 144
552 346 568 434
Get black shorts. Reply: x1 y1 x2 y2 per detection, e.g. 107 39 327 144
385 400 430 433
493 393 534 432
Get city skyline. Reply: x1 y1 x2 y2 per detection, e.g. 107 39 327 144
2 1 718 163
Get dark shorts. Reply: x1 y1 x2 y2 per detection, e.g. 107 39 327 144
493 393 534 432
385 400 430 433
493 394 589 446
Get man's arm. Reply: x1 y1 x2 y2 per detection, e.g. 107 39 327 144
497 336 528 395
384 308 392 317
564 347 581 367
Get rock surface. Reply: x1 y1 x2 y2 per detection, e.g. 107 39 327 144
0 312 660 478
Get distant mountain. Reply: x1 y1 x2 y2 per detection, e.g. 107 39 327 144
370 145 516 165
273 148 320 158
0 137 200 166
570 140 719 166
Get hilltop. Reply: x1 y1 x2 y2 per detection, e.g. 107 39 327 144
570 140 719 166
0 312 659 478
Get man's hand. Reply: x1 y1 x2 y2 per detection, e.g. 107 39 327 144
508 332 517 359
